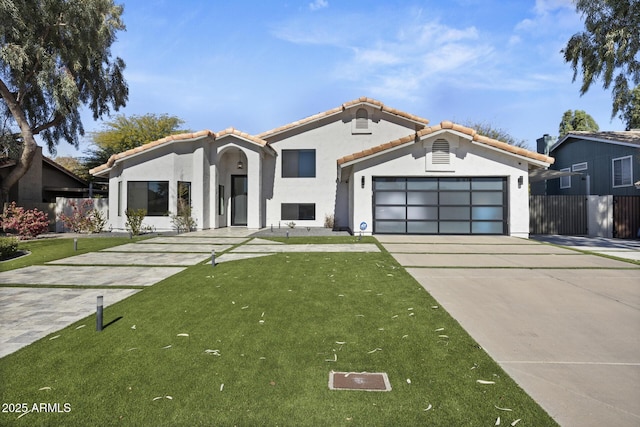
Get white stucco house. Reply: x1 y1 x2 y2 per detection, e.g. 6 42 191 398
90 97 554 237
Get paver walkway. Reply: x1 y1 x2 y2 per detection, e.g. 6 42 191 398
0 230 377 358
0 287 139 357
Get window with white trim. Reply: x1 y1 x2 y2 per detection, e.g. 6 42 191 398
572 162 588 171
559 168 571 189
612 156 633 187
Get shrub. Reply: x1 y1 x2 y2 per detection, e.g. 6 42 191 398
125 209 147 236
1 202 50 239
324 213 335 229
59 199 107 233
0 236 19 259
170 203 197 233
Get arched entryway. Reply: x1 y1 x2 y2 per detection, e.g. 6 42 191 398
217 148 248 227
230 174 247 226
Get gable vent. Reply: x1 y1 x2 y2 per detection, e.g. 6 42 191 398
432 139 450 164
356 108 368 129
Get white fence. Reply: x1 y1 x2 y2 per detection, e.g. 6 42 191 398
55 197 109 233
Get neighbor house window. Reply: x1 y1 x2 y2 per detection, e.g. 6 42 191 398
281 203 315 220
282 149 316 177
612 156 632 187
127 181 169 216
572 162 588 172
560 168 571 189
177 181 191 215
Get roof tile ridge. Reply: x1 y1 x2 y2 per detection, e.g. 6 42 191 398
337 131 417 165
91 130 216 174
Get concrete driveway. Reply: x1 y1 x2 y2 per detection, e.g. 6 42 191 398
378 235 640 427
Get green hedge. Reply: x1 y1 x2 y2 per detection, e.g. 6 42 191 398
0 236 19 260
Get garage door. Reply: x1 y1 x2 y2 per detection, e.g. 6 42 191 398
373 177 507 234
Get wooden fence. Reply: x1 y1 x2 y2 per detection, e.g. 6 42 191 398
530 195 640 238
529 195 587 235
613 196 640 239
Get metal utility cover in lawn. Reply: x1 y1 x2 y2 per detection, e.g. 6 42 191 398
329 372 391 391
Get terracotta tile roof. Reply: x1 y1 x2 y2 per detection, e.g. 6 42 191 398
257 97 430 139
337 121 554 166
90 129 270 175
215 127 269 147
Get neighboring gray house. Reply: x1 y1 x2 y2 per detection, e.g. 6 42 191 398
534 131 640 196
0 146 91 205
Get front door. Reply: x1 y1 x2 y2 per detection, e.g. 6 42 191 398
231 175 248 226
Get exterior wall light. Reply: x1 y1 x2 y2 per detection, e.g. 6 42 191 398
237 150 244 169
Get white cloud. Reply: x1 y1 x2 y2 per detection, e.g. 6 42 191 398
534 0 574 15
515 0 578 34
353 49 401 66
309 0 328 11
273 6 577 102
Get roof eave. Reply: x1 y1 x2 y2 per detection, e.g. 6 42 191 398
89 131 215 177
551 133 640 151
259 97 429 140
469 140 552 168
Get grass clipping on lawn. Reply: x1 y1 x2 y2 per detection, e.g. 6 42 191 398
0 245 557 426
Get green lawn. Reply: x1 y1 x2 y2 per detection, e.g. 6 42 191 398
0 238 557 426
0 236 151 272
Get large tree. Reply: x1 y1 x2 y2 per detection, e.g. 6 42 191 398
563 0 640 120
83 113 187 173
620 85 640 130
54 155 90 181
463 121 529 149
558 109 600 138
0 0 128 201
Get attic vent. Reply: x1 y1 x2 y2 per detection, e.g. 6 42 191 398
356 108 368 129
432 139 450 164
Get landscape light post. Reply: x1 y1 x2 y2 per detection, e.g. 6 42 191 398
96 296 103 331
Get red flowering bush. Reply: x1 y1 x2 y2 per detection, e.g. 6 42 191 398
58 199 106 233
1 202 50 239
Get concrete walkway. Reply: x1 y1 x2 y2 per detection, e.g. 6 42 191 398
378 235 640 427
532 235 640 262
0 229 377 358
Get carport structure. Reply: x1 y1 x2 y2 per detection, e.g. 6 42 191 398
379 235 640 427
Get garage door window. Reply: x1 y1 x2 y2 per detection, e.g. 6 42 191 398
373 177 507 235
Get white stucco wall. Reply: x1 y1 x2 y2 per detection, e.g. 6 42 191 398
264 107 421 229
105 142 204 232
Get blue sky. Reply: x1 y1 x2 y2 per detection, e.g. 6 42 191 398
56 0 625 158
